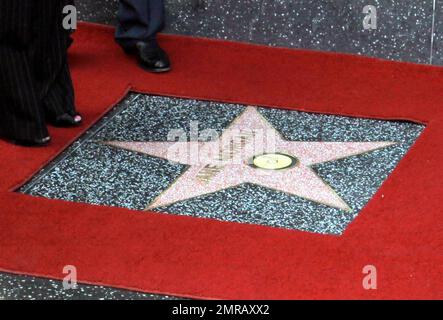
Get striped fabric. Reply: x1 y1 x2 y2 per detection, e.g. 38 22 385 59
0 0 77 141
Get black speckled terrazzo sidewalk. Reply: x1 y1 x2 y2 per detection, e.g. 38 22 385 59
0 272 181 300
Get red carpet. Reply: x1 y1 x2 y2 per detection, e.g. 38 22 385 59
0 22 442 299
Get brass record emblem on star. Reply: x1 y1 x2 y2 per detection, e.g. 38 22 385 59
250 153 298 170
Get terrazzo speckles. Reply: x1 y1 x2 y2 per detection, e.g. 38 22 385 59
252 0 433 63
20 93 424 235
431 0 443 64
164 0 263 42
0 272 180 300
76 0 437 65
76 0 118 25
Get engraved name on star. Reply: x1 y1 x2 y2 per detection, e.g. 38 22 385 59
105 107 395 211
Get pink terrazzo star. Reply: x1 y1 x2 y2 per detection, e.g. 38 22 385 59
106 107 395 211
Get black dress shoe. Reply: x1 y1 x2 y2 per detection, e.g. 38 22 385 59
12 136 51 147
127 42 171 73
49 112 83 127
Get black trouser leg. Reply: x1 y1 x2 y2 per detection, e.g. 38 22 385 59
43 62 77 121
0 45 49 141
0 1 48 141
0 0 77 142
115 0 165 48
37 0 77 123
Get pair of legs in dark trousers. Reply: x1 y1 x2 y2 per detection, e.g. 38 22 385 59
0 0 79 144
115 0 165 48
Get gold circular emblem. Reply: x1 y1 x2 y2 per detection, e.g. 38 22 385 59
251 153 297 170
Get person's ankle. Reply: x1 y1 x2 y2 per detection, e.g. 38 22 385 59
121 39 159 53
145 39 159 49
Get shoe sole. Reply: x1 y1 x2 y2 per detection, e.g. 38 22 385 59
139 62 171 73
11 137 51 147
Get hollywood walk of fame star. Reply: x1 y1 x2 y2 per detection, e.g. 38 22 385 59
106 107 395 211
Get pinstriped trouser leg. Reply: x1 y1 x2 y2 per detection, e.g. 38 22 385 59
0 0 49 141
40 0 77 121
0 0 77 141
0 46 49 141
43 62 76 120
